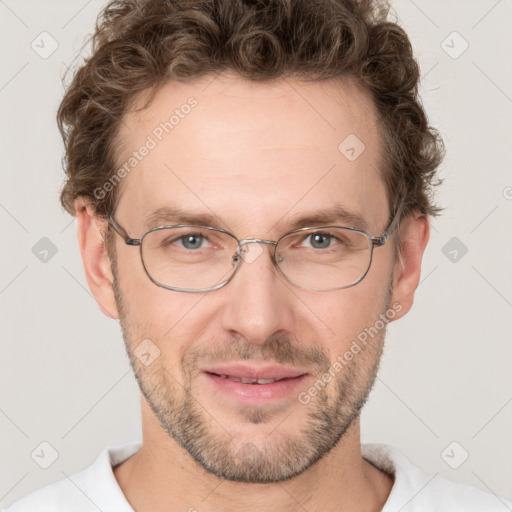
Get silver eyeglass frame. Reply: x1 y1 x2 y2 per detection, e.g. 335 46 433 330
107 203 403 293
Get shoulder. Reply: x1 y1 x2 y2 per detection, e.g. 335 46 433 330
362 443 512 511
2 475 88 512
2 442 141 512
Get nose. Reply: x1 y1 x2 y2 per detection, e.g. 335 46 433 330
219 241 294 345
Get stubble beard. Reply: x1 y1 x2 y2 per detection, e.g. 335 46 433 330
112 269 392 483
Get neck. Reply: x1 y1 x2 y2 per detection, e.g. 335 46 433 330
114 399 393 512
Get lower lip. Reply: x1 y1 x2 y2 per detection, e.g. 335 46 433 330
203 372 309 404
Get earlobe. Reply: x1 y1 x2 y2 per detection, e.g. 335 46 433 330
75 197 120 320
390 214 430 321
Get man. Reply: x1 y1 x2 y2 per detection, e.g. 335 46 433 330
4 0 511 510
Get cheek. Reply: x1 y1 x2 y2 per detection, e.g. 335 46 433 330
115 251 205 343
317 293 376 347
310 270 392 353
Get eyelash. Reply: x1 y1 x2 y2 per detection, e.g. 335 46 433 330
165 231 348 251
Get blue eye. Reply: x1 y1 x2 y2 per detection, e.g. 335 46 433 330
307 233 332 249
178 233 206 250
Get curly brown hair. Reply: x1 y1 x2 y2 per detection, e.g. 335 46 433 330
58 0 445 236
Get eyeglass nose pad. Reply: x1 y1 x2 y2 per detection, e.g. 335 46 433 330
237 240 265 264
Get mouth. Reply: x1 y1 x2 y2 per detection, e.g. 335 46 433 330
207 373 293 384
200 364 310 403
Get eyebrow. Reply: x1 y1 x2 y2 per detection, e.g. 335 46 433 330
143 207 225 231
143 205 370 233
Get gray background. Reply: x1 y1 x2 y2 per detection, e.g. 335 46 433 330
1 0 511 508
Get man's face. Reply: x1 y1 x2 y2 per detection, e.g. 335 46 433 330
111 73 397 483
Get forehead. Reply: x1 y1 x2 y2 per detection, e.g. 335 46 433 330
114 73 387 235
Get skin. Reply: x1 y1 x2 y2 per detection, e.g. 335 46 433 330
75 72 429 512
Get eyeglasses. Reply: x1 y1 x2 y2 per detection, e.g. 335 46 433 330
108 206 402 293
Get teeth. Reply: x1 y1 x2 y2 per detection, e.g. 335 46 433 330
218 374 281 384
254 378 279 384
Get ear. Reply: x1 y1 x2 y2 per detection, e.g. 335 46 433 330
389 213 430 321
75 197 119 319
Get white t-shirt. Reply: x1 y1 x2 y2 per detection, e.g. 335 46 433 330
3 442 511 511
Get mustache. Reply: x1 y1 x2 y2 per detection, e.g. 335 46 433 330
182 333 331 374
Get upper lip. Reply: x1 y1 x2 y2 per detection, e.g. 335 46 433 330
202 363 308 380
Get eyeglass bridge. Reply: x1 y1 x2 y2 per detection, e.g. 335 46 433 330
233 238 283 264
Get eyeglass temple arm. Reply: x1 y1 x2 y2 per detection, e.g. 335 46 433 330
370 202 404 247
108 216 141 246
